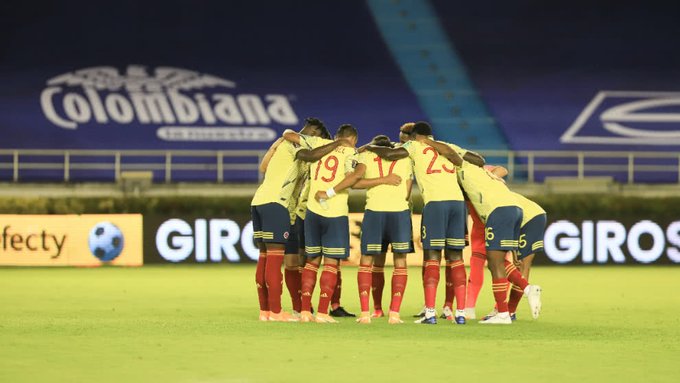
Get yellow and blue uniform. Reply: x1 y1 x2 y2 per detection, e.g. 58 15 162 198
457 160 523 252
358 151 414 255
513 192 547 259
401 140 468 250
251 134 331 244
304 145 358 259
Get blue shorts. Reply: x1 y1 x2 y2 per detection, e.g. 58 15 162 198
420 200 467 250
360 210 413 255
304 210 349 259
251 203 291 244
518 214 547 259
284 216 305 254
485 206 523 252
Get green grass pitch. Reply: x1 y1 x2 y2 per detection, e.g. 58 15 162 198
1 265 678 382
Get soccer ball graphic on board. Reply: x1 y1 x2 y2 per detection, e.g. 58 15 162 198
88 222 125 262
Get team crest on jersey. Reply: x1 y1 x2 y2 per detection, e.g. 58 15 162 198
283 231 289 239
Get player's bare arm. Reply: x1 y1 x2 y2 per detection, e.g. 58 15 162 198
463 151 486 167
259 137 284 173
353 173 401 189
295 139 349 162
364 145 409 161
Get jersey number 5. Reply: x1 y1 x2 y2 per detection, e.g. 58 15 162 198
314 155 339 182
423 147 455 174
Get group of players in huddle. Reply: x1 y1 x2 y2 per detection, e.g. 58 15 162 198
251 118 545 325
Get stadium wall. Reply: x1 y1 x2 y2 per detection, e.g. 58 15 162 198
0 195 678 266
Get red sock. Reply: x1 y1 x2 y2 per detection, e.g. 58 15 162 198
450 260 467 310
331 268 343 309
300 262 319 312
423 260 440 308
371 266 385 310
444 261 454 309
284 266 302 312
357 263 372 312
508 284 524 314
255 252 268 311
390 267 408 312
492 278 509 313
318 264 339 314
466 253 486 309
264 249 285 313
505 260 528 290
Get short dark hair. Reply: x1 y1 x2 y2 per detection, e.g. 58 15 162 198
371 134 394 148
412 121 432 136
303 117 330 139
336 124 358 138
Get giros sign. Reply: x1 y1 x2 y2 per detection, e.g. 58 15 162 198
0 214 143 266
148 217 259 263
544 219 680 264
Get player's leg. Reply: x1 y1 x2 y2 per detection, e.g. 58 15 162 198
479 206 523 324
444 200 468 324
389 253 408 324
258 203 295 321
357 254 374 324
300 211 323 322
465 202 487 319
511 213 546 319
359 209 386 320
507 253 534 317
386 210 412 324
284 221 302 316
416 202 447 324
315 215 350 323
371 252 387 317
251 206 270 320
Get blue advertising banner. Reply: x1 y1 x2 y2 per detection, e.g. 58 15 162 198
0 1 425 153
432 1 680 152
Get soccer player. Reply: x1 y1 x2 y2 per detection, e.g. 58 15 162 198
463 166 545 321
252 118 347 322
506 192 546 319
365 122 483 324
464 165 508 320
322 134 412 324
370 123 415 319
417 136 541 324
297 124 362 323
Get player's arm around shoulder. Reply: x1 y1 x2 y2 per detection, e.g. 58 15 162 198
419 136 463 166
295 137 347 163
364 143 409 161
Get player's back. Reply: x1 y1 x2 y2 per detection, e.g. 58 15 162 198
307 145 357 217
458 161 518 222
359 152 411 212
512 192 546 226
402 140 462 204
251 140 297 207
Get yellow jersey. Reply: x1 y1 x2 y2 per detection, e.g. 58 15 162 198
512 192 546 226
251 135 332 207
293 171 310 221
401 140 466 205
358 151 412 212
457 160 519 223
306 145 358 218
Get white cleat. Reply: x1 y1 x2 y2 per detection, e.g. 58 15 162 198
440 306 454 320
525 285 542 319
479 312 512 324
464 307 476 320
482 308 498 321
